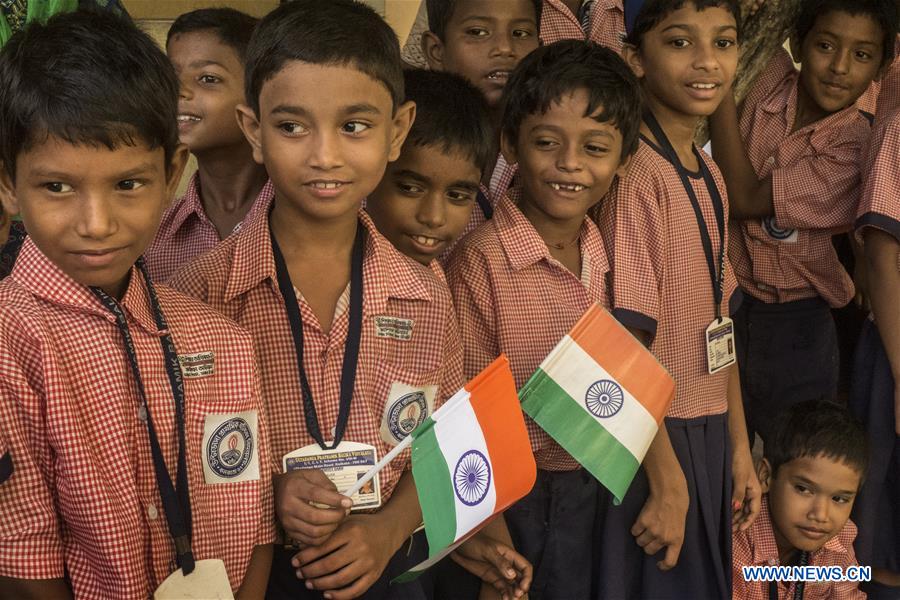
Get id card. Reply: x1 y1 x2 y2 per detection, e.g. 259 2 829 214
282 441 381 511
705 317 736 374
154 559 233 599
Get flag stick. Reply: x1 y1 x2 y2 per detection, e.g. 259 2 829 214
344 434 413 499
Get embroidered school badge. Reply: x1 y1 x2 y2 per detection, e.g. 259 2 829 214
380 382 437 445
202 411 260 484
761 217 798 243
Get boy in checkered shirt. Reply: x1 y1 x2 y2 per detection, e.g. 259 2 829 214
540 0 626 54
144 8 271 283
447 39 641 598
709 0 897 448
733 401 868 600
0 11 274 599
421 0 542 245
595 1 759 597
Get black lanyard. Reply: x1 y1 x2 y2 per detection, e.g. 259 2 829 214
643 112 726 319
768 551 809 600
476 189 493 220
270 222 364 450
90 260 194 576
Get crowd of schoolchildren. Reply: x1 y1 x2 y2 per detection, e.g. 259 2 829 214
0 0 897 598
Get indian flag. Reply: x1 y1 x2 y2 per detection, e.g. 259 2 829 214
400 355 536 578
519 303 674 503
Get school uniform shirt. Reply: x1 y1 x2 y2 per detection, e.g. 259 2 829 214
144 173 274 283
729 49 870 309
169 208 464 504
540 0 625 54
857 35 900 117
857 106 900 273
0 239 274 598
598 141 741 419
732 496 865 600
446 193 610 471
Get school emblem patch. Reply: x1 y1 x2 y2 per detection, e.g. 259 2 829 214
585 380 624 418
202 411 260 484
380 381 437 446
761 217 798 243
454 450 491 507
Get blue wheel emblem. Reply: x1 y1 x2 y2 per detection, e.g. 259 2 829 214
762 217 796 241
453 450 491 506
585 380 624 418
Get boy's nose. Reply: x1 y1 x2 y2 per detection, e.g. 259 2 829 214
693 43 720 71
416 192 447 228
491 31 516 57
830 50 851 75
556 144 583 172
76 194 118 240
808 496 830 523
309 131 343 170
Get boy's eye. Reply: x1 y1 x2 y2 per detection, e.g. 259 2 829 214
43 182 73 193
716 38 736 49
794 484 812 495
447 190 475 204
279 122 307 135
669 38 690 49
817 41 834 52
465 27 489 37
535 138 558 149
397 182 424 195
855 50 872 61
342 121 370 134
117 179 144 191
585 143 609 154
198 74 221 85
512 28 534 39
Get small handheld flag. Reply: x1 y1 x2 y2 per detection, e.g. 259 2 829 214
519 304 674 504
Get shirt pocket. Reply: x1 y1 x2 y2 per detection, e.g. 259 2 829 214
368 362 442 448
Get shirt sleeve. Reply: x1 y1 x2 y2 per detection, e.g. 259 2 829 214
827 524 867 600
248 361 276 546
607 162 667 339
0 325 65 579
740 48 795 118
857 117 900 244
446 243 500 382
771 120 867 231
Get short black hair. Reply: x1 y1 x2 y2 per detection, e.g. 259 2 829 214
766 400 869 484
245 0 404 116
425 0 543 40
795 0 897 68
167 8 259 62
0 10 179 181
403 69 493 174
626 0 741 47
500 40 643 161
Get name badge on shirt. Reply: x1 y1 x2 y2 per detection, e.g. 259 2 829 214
761 217 798 243
202 411 260 484
154 559 233 599
374 316 414 341
282 441 382 512
178 351 215 378
380 382 436 446
706 317 737 374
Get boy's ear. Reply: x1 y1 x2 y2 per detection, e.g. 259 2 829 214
623 44 645 79
499 130 518 165
421 31 445 71
388 100 417 163
756 458 772 494
236 104 265 165
788 36 802 64
164 144 191 208
615 152 634 179
0 164 20 217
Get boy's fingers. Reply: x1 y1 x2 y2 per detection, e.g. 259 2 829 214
484 544 516 579
658 540 683 571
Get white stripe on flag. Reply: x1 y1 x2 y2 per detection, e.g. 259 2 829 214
540 336 659 461
431 391 497 542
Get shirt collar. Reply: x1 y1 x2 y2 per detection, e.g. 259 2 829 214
495 191 609 275
166 172 206 236
750 495 850 566
11 238 163 335
224 203 432 312
761 68 863 136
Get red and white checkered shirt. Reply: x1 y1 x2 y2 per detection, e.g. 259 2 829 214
144 172 274 283
857 107 900 272
0 239 274 598
732 496 865 600
857 35 900 117
540 0 625 54
730 49 869 308
597 141 740 419
170 209 464 504
446 193 610 471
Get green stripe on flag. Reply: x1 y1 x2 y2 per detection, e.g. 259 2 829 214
520 369 640 503
411 421 457 552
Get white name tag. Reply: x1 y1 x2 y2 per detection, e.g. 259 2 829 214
282 441 381 511
380 382 436 446
178 351 215 378
153 559 233 599
706 317 737 374
374 316 414 340
202 412 260 484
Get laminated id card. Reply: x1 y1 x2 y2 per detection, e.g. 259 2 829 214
154 559 233 599
705 317 736 374
282 441 381 511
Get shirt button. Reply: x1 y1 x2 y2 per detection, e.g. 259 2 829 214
767 558 777 565
147 504 159 520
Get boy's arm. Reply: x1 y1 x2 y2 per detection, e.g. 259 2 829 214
727 364 761 531
0 577 72 600
235 544 273 600
864 228 900 434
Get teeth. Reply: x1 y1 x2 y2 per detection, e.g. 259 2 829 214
488 71 510 80
177 115 201 122
413 235 439 247
310 182 342 189
690 83 717 89
550 182 585 192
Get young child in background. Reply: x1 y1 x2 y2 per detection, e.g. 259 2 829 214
709 0 896 447
0 12 274 598
145 8 271 282
733 401 868 600
448 39 641 598
367 69 493 267
595 1 759 597
421 0 541 250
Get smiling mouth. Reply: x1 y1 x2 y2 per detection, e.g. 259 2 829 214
177 114 201 123
549 182 587 192
308 182 345 189
407 234 444 248
487 70 511 82
689 82 719 90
